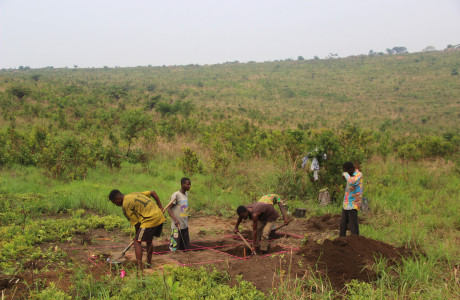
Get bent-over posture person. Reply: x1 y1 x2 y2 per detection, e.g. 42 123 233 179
340 161 363 237
108 189 165 270
233 202 279 254
258 194 290 224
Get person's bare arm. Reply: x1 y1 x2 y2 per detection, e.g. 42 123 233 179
233 216 243 233
278 202 289 223
150 191 164 211
168 205 180 230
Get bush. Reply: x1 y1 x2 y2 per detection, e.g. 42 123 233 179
103 145 122 169
156 101 178 116
397 136 455 160
7 85 31 100
398 143 422 160
127 148 150 168
39 136 98 180
177 147 204 175
420 136 453 157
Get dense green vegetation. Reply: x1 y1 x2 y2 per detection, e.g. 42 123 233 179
0 51 459 298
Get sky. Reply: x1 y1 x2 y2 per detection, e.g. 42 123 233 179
0 0 459 69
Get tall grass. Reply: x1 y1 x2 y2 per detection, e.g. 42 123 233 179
346 255 459 299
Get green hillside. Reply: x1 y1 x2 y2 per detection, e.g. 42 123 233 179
0 51 459 298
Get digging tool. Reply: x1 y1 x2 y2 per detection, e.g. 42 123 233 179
272 219 293 232
236 231 256 255
179 229 188 250
162 198 176 213
109 240 134 264
109 199 174 264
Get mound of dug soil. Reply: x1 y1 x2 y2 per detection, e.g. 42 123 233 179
298 235 404 289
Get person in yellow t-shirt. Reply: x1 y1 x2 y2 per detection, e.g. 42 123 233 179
109 189 165 270
258 194 289 224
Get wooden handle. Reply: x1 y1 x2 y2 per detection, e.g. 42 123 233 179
273 219 293 232
162 198 175 213
122 241 134 256
236 232 253 251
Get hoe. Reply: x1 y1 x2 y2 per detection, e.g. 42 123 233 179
108 200 176 265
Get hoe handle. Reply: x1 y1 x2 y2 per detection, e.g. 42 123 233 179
273 219 293 232
236 231 256 255
162 198 176 213
121 241 134 257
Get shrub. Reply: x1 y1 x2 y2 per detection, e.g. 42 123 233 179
127 148 150 168
7 85 31 100
177 147 204 175
103 145 122 169
419 136 454 157
156 101 177 116
398 143 422 160
121 109 149 156
39 136 98 180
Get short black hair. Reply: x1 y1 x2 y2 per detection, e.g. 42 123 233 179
236 206 248 215
181 177 191 185
343 161 355 171
108 189 122 201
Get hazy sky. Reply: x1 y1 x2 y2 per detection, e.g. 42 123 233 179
1 0 459 68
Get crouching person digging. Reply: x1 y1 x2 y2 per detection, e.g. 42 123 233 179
233 203 279 254
108 189 165 271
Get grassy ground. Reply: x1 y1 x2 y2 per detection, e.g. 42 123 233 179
1 155 458 298
1 50 459 298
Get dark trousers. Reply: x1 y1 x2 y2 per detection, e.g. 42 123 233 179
340 209 359 237
169 227 190 251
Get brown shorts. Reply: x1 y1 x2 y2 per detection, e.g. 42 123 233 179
135 223 163 242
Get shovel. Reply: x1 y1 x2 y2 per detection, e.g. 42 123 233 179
108 241 134 264
236 231 257 255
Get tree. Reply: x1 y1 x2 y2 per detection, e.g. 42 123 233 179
145 95 161 110
31 74 42 82
107 85 128 100
392 47 408 54
121 109 149 156
422 46 436 52
386 48 394 55
297 56 305 61
8 86 31 100
146 83 157 92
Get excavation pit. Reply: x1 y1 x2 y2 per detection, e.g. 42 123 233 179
215 245 296 258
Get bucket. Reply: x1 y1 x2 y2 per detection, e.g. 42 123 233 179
294 208 307 218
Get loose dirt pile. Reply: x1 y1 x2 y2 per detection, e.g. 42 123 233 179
298 235 404 288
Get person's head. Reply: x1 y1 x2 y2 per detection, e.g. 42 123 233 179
181 177 191 191
236 206 249 219
342 161 355 175
108 189 123 206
